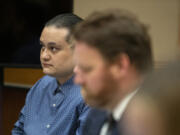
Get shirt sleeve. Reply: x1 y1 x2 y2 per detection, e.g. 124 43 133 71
11 106 25 135
11 76 45 135
11 83 34 135
75 102 91 135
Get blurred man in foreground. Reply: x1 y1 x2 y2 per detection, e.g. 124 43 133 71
73 9 153 135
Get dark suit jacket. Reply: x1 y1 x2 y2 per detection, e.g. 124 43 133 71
82 108 120 135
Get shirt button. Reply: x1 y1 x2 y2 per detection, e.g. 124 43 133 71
46 124 50 128
53 104 56 107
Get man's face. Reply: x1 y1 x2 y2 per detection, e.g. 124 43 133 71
40 26 74 79
73 41 118 109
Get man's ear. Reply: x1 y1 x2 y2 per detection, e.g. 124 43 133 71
110 53 131 79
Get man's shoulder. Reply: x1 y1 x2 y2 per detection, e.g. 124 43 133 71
88 108 107 119
35 75 56 86
29 75 57 92
82 108 108 135
40 75 56 82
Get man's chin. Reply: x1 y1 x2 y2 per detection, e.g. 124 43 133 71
85 98 108 110
81 91 106 109
43 70 55 77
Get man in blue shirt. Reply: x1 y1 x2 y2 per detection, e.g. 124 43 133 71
12 13 90 135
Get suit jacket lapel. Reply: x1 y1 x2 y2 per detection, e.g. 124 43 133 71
83 108 108 135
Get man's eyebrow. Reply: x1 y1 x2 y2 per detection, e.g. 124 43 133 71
78 64 91 69
39 41 58 46
47 42 57 46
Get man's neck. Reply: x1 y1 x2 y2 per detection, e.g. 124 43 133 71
108 73 143 112
57 73 74 84
112 89 138 121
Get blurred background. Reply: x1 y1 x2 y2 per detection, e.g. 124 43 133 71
0 0 73 65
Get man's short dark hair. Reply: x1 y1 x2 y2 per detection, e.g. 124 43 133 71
73 9 153 74
45 13 83 42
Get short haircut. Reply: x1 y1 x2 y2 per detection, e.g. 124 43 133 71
73 9 153 74
45 13 83 42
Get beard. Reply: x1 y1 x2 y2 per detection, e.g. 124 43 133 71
81 75 118 110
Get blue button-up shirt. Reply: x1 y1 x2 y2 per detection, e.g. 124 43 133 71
12 75 90 135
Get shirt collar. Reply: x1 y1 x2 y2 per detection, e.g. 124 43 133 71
54 76 75 95
112 89 138 121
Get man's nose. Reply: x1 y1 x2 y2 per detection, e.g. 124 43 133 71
41 49 50 60
73 66 84 85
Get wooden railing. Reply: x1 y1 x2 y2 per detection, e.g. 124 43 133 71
0 64 44 135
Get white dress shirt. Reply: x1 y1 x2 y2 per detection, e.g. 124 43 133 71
100 90 138 135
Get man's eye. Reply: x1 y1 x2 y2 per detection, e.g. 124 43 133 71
40 45 45 51
50 47 58 52
82 67 92 73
